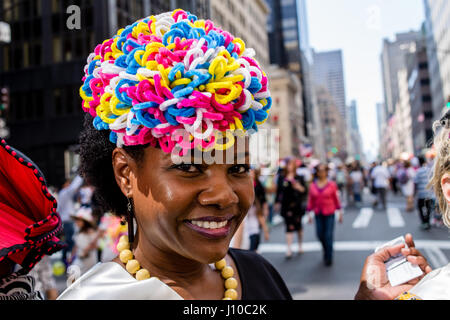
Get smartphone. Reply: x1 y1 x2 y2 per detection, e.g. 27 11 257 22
374 236 423 287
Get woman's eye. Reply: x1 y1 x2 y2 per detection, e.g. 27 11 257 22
229 164 250 174
174 164 199 173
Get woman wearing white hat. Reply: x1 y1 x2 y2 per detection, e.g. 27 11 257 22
70 206 99 278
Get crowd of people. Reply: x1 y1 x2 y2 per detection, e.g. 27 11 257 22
229 151 444 267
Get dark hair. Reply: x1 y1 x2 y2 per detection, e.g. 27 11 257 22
418 155 426 166
78 114 147 216
75 217 97 233
313 163 328 180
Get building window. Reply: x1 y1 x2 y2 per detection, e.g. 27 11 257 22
13 44 22 70
419 62 428 70
53 36 62 62
3 0 12 22
32 42 42 66
52 0 60 13
3 46 10 71
23 41 30 68
54 89 62 115
420 78 430 86
35 91 44 119
63 37 72 61
421 95 432 103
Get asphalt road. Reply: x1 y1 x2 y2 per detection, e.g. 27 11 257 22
259 189 450 300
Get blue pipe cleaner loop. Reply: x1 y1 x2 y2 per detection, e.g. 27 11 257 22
135 110 162 128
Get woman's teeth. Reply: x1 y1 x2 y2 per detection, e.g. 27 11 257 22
190 220 228 229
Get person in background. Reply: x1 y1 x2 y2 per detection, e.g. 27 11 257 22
244 168 270 252
307 163 343 266
400 161 416 212
70 206 100 278
346 162 354 207
57 175 84 267
259 165 277 227
28 255 58 300
350 163 364 207
371 161 390 211
77 182 95 208
388 159 399 195
335 164 347 203
414 156 435 230
296 159 313 185
278 158 307 258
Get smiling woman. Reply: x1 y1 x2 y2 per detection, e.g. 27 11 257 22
57 9 291 300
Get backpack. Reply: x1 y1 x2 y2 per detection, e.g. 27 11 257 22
398 169 409 185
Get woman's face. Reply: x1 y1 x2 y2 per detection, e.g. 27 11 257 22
124 142 254 264
316 164 328 179
287 159 297 173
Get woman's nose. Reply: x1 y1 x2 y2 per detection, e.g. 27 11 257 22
197 175 239 209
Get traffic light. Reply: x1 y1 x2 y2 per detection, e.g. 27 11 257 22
0 87 9 113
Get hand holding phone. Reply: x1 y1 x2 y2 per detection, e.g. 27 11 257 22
374 236 424 287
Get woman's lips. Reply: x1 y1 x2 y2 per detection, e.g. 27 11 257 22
184 217 233 239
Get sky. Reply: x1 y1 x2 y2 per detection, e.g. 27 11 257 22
305 0 425 162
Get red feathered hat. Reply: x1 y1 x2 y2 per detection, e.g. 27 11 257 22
0 138 64 271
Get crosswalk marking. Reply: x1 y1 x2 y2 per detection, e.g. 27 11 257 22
352 208 373 228
259 240 450 253
386 207 405 228
424 247 449 268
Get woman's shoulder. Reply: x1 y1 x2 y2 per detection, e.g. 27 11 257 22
229 248 292 300
57 262 183 300
326 180 338 190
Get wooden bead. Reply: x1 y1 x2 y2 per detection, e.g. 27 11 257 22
224 277 237 290
224 288 238 300
116 241 130 252
136 268 151 280
119 249 133 263
126 259 140 274
222 297 232 300
221 266 234 279
119 235 129 243
214 259 226 270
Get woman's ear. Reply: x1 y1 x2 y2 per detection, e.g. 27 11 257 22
440 172 450 204
112 148 136 198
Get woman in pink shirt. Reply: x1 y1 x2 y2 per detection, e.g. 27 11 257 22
307 163 343 266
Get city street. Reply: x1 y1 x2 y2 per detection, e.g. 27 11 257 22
52 189 450 300
260 189 450 300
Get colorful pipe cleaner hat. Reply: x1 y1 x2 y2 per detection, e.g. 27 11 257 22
0 139 64 272
80 9 271 154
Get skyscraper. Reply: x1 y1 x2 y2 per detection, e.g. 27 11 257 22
380 31 421 121
312 49 347 120
266 0 317 141
423 0 450 118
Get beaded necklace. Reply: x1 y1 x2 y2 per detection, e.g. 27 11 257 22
116 235 238 300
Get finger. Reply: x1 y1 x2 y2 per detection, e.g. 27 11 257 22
404 233 415 248
376 243 405 261
406 255 432 273
402 246 424 258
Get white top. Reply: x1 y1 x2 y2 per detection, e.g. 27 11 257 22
78 186 94 205
350 171 363 183
244 205 260 236
371 165 390 188
57 262 183 300
72 230 99 274
57 175 84 222
409 263 450 299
